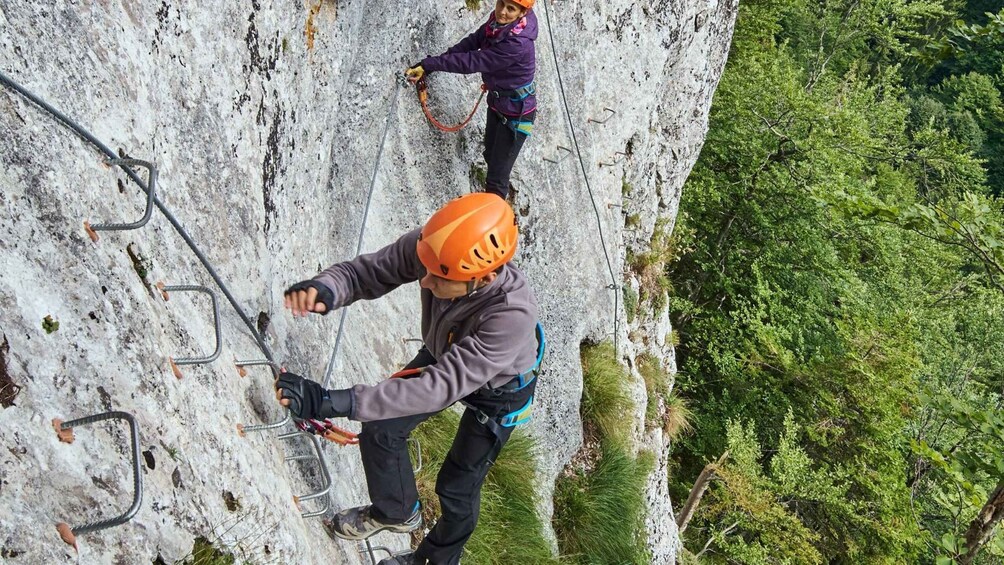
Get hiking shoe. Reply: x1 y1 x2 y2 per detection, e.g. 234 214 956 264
324 505 422 540
378 552 421 565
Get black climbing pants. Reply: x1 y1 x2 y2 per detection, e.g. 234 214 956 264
483 107 535 199
358 348 536 565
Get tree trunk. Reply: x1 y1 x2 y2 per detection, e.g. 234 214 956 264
960 479 1004 565
676 451 729 535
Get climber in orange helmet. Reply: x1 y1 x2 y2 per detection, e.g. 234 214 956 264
279 193 545 565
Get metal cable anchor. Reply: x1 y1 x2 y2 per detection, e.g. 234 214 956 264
277 431 331 518
157 282 222 377
51 411 143 548
84 159 157 242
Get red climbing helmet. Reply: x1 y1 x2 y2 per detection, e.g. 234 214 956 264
417 193 518 281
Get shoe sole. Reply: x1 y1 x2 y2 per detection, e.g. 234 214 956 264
327 519 422 541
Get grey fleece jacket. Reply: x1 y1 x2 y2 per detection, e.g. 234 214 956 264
312 228 540 422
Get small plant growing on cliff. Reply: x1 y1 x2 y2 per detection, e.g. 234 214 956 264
126 243 153 283
623 286 639 323
42 315 59 334
465 0 482 11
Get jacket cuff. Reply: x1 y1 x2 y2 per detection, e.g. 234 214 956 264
421 56 440 73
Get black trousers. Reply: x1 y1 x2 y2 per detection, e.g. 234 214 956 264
483 107 535 199
358 349 535 565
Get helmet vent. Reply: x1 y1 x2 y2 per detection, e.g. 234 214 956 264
474 249 484 260
440 265 450 275
490 234 499 248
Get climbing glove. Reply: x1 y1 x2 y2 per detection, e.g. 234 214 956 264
405 64 425 84
276 372 353 420
284 280 334 315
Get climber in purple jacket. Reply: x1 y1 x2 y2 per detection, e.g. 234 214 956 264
406 0 538 200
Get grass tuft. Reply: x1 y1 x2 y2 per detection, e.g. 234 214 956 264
579 342 635 447
553 342 654 563
663 392 693 441
553 441 654 564
179 536 235 565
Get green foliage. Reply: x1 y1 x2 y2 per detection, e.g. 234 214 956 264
411 411 557 564
42 315 58 334
470 163 487 188
699 419 825 564
637 354 693 441
579 342 635 447
628 217 685 314
178 537 235 565
553 443 654 565
637 354 668 428
623 285 638 324
665 0 1004 561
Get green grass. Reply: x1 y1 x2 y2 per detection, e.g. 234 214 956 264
552 342 654 564
623 285 639 324
178 536 235 565
638 354 693 440
412 411 558 564
637 354 669 428
553 442 655 565
579 342 635 447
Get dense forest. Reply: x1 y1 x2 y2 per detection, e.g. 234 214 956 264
666 0 1004 562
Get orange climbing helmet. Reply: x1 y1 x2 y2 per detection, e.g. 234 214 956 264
417 193 518 281
509 0 535 9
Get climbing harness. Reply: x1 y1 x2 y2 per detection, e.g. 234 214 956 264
415 76 487 133
488 80 535 102
461 321 546 441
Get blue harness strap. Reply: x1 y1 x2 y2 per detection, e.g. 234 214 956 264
463 322 546 437
510 321 545 392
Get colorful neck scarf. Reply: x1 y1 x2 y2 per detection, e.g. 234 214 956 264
485 12 528 41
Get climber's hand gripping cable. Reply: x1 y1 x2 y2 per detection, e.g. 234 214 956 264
405 63 425 84
275 371 352 420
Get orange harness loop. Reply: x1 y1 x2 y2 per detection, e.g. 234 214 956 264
416 77 487 133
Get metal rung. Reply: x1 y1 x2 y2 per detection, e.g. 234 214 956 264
587 107 616 124
84 158 157 242
234 360 292 434
599 151 627 167
361 540 396 565
279 432 331 518
158 283 222 376
52 411 143 546
543 145 572 164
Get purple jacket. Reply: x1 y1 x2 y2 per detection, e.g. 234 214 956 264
313 228 540 422
421 11 538 117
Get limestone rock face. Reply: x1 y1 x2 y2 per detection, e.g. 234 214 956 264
0 0 735 563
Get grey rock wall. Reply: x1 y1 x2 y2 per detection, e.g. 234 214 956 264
0 0 735 563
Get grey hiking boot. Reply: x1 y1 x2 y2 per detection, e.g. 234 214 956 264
324 504 422 540
377 552 422 565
